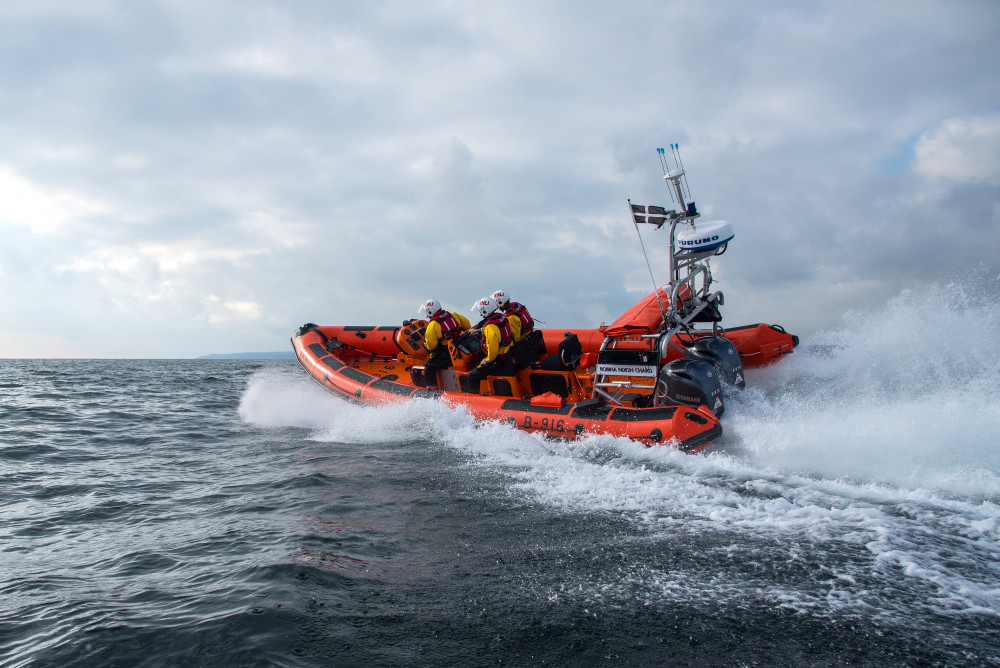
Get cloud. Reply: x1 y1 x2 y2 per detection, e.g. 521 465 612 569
206 296 262 323
914 116 1000 186
0 0 998 357
0 167 108 233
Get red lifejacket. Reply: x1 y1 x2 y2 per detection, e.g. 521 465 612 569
507 302 533 333
481 311 514 351
430 309 462 339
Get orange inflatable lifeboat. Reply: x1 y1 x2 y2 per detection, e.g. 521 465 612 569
292 321 724 452
291 149 798 452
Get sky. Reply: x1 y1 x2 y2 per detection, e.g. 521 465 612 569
1 0 998 358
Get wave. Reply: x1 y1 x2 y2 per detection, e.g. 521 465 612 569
728 275 1000 497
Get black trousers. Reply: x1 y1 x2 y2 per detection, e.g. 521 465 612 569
423 347 453 387
510 330 545 370
467 354 514 380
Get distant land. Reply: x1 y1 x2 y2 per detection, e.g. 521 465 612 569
196 352 295 360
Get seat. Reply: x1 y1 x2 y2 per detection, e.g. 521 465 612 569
537 333 582 371
529 371 569 398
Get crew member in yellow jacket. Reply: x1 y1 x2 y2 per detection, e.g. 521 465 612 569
491 289 543 370
468 296 515 380
419 298 471 390
491 289 534 342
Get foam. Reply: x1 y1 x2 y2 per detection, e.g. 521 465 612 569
727 276 1000 497
237 366 344 430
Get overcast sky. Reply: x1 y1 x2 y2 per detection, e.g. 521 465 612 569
1 1 998 357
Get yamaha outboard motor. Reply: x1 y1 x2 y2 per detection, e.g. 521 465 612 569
687 336 745 389
654 358 725 416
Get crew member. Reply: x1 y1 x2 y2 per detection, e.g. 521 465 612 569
491 289 534 342
491 289 543 370
419 298 471 390
467 296 514 380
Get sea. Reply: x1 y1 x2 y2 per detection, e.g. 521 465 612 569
2 281 999 667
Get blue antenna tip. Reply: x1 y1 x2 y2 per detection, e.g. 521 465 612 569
657 147 664 153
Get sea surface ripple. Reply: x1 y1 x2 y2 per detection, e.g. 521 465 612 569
2 284 999 666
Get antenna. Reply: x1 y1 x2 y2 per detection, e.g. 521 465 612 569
656 147 676 203
671 143 693 199
661 145 697 218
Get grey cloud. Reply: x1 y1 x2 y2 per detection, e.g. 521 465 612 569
1 0 998 355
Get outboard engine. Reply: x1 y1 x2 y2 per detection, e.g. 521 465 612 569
687 336 745 389
654 358 725 416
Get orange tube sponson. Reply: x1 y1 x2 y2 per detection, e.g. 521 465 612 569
711 323 799 368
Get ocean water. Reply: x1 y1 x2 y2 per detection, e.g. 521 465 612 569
2 282 999 666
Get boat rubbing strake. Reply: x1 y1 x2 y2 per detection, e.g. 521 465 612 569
292 146 798 452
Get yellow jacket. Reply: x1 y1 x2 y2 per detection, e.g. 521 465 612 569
480 316 517 363
507 314 523 343
424 312 471 352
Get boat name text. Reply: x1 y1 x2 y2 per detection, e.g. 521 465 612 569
596 364 658 377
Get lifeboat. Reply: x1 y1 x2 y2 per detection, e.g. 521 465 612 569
291 147 798 453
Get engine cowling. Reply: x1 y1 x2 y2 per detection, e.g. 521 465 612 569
687 336 745 389
654 358 725 416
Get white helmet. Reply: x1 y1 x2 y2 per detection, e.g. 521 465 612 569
419 298 441 319
491 289 510 308
472 296 499 320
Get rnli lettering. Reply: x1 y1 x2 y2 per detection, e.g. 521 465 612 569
596 363 658 378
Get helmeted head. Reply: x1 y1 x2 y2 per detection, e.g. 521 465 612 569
472 296 499 320
491 290 511 309
419 298 442 319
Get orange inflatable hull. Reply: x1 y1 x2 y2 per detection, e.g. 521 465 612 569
292 325 722 452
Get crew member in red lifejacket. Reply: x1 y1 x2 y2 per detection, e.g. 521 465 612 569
420 298 471 390
468 296 515 380
491 289 544 371
491 289 533 342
